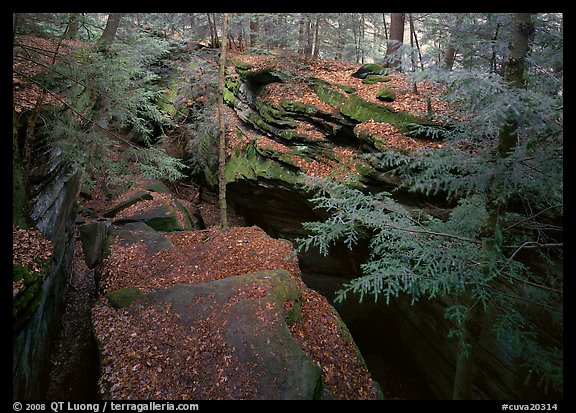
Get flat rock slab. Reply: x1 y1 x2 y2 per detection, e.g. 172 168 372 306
96 270 323 400
107 221 175 255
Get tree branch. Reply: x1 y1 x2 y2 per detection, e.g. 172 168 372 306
14 68 140 149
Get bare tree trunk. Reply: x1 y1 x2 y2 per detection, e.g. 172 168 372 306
498 12 535 157
335 19 344 60
359 13 365 64
489 22 502 74
298 14 305 56
312 16 321 60
97 13 123 47
442 15 464 71
13 13 18 48
382 13 388 39
217 13 229 230
189 13 196 30
452 295 483 400
304 17 313 61
207 13 220 48
64 13 81 39
249 16 259 49
385 13 405 70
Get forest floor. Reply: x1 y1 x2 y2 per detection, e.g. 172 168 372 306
45 177 434 400
16 34 438 399
47 181 436 400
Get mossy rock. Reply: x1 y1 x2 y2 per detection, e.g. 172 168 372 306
312 79 347 107
106 286 145 309
107 222 175 255
114 204 190 232
136 270 322 399
156 78 178 118
255 98 297 128
242 67 292 85
376 86 396 102
13 258 52 326
226 149 302 185
231 57 253 71
341 94 420 126
224 76 241 105
143 179 172 194
103 191 153 218
362 75 391 85
352 63 388 79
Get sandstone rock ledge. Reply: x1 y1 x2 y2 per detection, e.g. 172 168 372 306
91 223 381 400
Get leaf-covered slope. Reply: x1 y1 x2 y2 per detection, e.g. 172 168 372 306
93 224 380 399
221 53 456 189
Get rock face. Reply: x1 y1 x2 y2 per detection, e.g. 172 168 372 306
13 118 81 399
91 209 380 399
98 271 323 399
217 55 561 400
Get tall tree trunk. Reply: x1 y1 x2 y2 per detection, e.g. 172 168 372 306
97 13 123 47
298 14 305 56
207 13 220 48
249 16 259 49
442 15 464 71
489 22 502 74
304 17 314 61
382 13 388 39
189 13 196 30
452 295 484 399
498 12 535 157
217 13 229 230
385 13 405 70
335 19 344 60
64 13 81 40
312 16 321 60
13 13 18 48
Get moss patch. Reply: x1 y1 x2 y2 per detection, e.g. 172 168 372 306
313 79 347 107
362 75 391 84
341 94 418 126
376 86 396 102
226 148 302 185
106 286 145 309
13 258 52 327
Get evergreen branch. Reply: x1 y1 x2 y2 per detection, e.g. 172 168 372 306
502 271 563 295
380 222 481 244
504 204 563 231
502 242 562 250
488 287 561 312
14 68 140 149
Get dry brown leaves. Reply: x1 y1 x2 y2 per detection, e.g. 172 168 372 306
95 223 377 399
290 289 378 400
13 225 53 270
98 226 303 296
13 35 91 113
13 225 53 297
230 54 457 154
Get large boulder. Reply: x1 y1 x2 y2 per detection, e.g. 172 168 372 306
95 270 322 400
79 220 111 269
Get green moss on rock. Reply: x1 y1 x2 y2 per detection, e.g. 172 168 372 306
362 75 391 84
231 57 253 71
376 86 396 102
341 94 419 126
313 79 347 107
226 148 302 185
106 286 145 308
13 258 52 324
